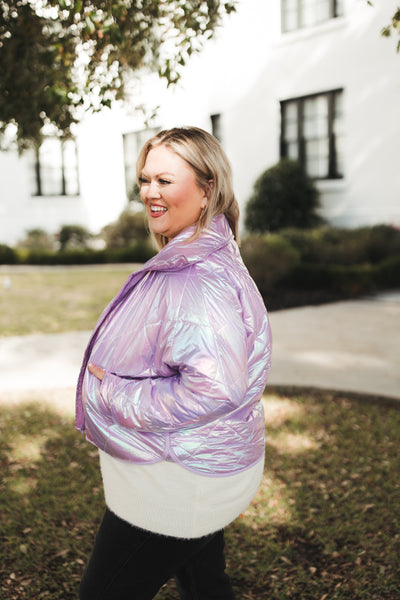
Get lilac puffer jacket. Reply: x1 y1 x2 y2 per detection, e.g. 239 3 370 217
75 215 272 476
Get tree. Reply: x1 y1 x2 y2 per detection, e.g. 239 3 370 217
367 1 400 52
381 7 400 52
245 159 321 234
0 0 235 149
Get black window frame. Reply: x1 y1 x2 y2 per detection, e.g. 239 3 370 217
210 114 222 142
280 89 344 180
33 137 79 197
123 127 159 199
281 0 342 33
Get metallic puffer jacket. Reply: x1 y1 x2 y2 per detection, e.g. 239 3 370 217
75 215 272 476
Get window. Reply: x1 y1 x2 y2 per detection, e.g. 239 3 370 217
32 137 79 196
280 89 344 179
123 128 159 199
210 114 222 142
281 0 343 32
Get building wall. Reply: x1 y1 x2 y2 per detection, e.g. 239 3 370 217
1 0 399 246
0 111 127 246
145 0 400 230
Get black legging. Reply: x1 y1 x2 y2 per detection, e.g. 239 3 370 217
79 508 235 600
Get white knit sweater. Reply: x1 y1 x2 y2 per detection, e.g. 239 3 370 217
99 451 264 539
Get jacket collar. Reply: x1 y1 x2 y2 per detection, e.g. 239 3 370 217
143 214 234 273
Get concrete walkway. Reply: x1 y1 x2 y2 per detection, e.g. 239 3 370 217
268 292 400 399
0 293 399 412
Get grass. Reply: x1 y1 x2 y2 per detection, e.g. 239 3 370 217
1 266 399 598
0 388 399 599
0 266 137 336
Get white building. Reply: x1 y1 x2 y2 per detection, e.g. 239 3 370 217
1 0 399 246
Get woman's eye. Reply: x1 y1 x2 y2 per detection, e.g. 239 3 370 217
159 179 171 185
138 176 149 185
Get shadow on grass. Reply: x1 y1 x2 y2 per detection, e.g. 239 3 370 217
0 402 103 600
1 391 399 600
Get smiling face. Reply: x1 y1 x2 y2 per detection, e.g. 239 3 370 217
139 144 208 241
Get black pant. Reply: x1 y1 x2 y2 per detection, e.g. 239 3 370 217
79 508 235 600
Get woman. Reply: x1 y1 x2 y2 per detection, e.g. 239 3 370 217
76 126 272 599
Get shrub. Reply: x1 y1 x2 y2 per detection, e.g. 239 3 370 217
361 224 400 263
241 235 300 296
17 228 55 251
240 226 400 310
372 256 400 288
281 224 400 266
281 227 367 266
58 225 92 251
0 244 17 264
103 241 155 264
20 240 155 266
245 159 321 233
102 210 148 248
286 263 376 297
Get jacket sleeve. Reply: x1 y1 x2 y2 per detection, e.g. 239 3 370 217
96 308 250 433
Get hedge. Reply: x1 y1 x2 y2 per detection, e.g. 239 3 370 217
280 224 400 266
240 227 400 310
1 227 399 311
0 244 17 265
0 242 156 266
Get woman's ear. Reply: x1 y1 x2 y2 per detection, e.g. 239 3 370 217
202 179 213 207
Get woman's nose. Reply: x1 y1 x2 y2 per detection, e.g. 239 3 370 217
147 179 161 198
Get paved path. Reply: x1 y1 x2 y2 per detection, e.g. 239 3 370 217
0 293 399 412
268 293 400 399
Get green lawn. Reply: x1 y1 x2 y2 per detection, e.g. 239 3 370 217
0 388 399 599
0 266 136 336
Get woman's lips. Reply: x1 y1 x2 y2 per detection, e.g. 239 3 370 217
150 204 168 218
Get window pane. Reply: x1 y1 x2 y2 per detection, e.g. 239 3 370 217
303 95 329 178
283 0 339 31
333 91 344 136
284 102 298 141
282 0 299 32
63 140 79 196
335 135 345 177
302 0 316 28
211 114 222 141
333 91 344 177
123 132 139 197
335 0 344 17
39 138 63 196
315 0 331 23
287 142 299 160
303 96 328 138
307 156 329 178
286 121 298 141
124 128 158 198
305 139 329 177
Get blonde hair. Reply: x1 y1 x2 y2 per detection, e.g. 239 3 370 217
136 126 240 248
